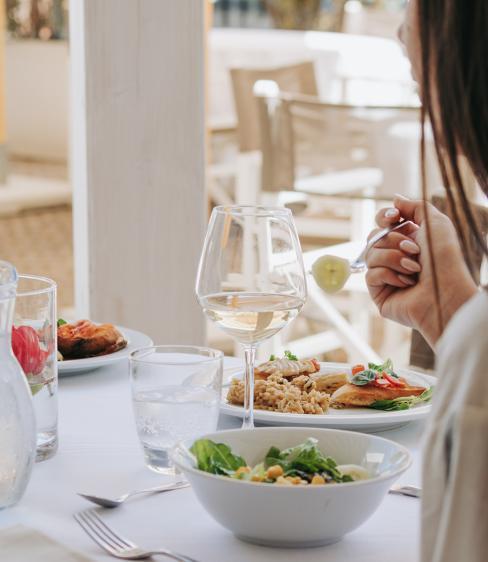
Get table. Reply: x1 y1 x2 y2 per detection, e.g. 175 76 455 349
0 359 425 561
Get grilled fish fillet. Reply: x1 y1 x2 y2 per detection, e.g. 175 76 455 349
58 320 127 359
330 382 426 408
310 372 349 393
255 358 320 380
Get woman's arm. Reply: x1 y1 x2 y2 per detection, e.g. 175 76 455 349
365 195 477 346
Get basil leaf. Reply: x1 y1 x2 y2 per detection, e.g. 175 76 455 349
284 350 298 361
57 318 67 327
190 439 246 476
269 354 276 361
351 369 377 386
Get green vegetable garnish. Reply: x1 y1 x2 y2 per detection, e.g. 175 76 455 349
370 387 433 411
190 439 246 476
351 370 377 386
57 318 67 327
368 358 393 371
269 350 298 362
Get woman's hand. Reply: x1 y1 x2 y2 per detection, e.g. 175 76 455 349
365 195 477 346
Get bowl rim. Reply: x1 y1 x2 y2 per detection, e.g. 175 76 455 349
171 426 412 490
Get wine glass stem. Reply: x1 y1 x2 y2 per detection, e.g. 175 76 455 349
242 345 256 429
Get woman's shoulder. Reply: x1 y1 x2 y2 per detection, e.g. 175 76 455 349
436 289 488 406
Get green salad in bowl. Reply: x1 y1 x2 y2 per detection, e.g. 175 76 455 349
190 436 370 486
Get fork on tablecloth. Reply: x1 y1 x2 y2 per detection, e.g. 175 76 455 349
74 508 199 562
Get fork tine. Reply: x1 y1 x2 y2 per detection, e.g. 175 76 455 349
74 511 118 555
78 511 124 552
85 509 136 549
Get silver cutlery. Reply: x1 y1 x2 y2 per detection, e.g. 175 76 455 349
348 220 416 274
389 484 421 498
78 481 189 508
74 508 199 561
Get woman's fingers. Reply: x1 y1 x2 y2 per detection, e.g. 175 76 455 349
372 231 420 253
366 266 416 289
374 208 420 237
376 194 440 230
375 206 400 229
366 248 421 274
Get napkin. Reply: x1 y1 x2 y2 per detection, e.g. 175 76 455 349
0 526 92 561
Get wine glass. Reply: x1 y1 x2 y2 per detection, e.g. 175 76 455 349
196 206 307 428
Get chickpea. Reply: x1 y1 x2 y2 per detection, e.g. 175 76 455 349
235 466 251 476
276 476 293 486
285 476 302 485
251 474 265 482
311 474 326 485
266 465 284 479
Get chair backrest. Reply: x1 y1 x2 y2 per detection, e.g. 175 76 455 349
256 90 419 193
230 61 318 152
409 195 488 370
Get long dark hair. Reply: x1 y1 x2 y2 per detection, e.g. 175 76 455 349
417 0 488 329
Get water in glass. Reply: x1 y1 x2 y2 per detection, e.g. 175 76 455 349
130 346 223 474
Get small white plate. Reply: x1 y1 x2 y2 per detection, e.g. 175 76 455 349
58 327 153 376
220 362 435 432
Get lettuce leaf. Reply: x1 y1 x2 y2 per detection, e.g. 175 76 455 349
369 387 433 411
190 439 246 476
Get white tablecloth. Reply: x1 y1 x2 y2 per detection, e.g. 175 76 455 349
0 359 425 562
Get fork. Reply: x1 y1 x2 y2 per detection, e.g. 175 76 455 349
74 509 199 561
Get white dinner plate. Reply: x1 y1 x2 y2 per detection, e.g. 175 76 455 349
220 362 436 432
58 327 153 376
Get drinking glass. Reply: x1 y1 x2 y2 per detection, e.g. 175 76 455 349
13 275 58 462
130 345 223 475
196 206 307 428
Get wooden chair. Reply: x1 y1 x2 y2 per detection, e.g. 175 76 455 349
409 195 488 370
230 61 318 153
208 61 320 211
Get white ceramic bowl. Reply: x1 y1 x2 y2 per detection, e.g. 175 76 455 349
171 427 411 548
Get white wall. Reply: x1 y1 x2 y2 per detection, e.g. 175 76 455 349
5 39 68 161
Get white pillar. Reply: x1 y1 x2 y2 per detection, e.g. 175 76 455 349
70 0 206 345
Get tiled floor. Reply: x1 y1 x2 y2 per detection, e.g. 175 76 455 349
0 159 73 310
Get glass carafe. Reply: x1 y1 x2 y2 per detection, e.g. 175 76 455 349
0 261 36 509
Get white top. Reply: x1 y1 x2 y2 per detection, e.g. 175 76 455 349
422 289 488 562
0 358 424 561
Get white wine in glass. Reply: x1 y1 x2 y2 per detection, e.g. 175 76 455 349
196 206 307 428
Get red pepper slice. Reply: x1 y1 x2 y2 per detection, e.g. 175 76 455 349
372 377 391 388
351 364 366 375
383 371 406 387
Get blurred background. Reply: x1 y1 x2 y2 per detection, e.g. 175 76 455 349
2 0 478 368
